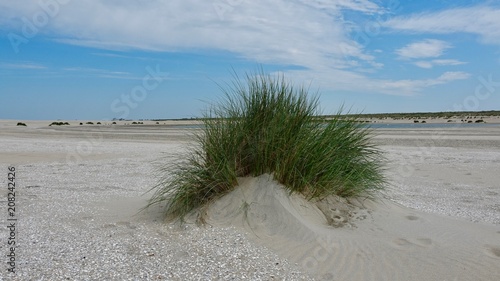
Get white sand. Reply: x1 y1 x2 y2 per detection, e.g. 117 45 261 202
0 120 499 280
205 175 500 280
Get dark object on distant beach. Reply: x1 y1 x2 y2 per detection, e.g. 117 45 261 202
49 122 69 126
414 120 419 123
475 119 484 123
97 122 101 125
112 122 117 124
156 122 160 124
468 120 473 123
421 120 426 123
16 122 27 126
86 122 94 125
447 120 454 123
132 122 138 124
80 122 83 125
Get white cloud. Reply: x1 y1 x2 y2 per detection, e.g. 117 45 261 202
414 61 433 69
0 0 376 68
374 71 470 95
396 39 451 59
299 0 381 14
432 59 466 66
414 59 466 69
431 71 470 84
395 39 465 69
276 68 470 96
384 6 500 45
61 67 149 80
0 62 46 69
0 0 469 96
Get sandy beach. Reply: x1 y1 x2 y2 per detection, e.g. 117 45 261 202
1 120 499 280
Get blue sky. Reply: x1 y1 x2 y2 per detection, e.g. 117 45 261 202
1 0 499 120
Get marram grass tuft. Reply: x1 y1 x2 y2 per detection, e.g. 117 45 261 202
147 71 386 219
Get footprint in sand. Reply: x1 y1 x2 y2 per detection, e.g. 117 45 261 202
393 238 413 247
102 223 117 229
392 238 432 249
102 222 135 229
405 215 419 221
415 238 432 246
484 245 500 258
116 221 137 229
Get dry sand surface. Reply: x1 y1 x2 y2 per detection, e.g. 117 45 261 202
0 120 499 280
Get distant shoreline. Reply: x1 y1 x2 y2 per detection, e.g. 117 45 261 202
2 110 500 128
342 110 500 124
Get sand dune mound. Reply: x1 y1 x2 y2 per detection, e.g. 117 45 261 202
201 174 500 281
207 174 369 233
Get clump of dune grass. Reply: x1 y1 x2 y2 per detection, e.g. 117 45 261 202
148 71 385 219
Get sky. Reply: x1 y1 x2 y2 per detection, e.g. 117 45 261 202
1 0 499 120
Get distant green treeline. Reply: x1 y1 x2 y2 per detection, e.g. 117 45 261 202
151 110 500 122
330 110 500 120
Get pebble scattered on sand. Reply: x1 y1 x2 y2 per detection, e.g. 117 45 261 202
0 138 315 280
1 126 499 280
